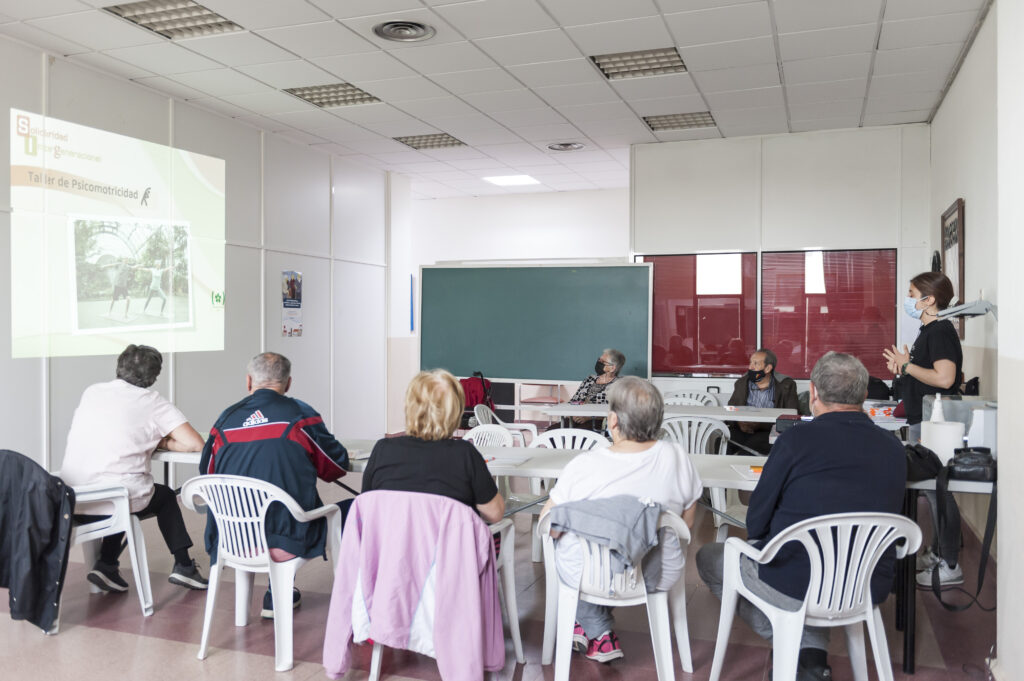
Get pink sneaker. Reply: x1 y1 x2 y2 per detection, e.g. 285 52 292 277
572 622 587 651
585 631 624 663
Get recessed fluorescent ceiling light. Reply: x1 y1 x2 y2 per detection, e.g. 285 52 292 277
483 175 540 186
643 111 717 131
395 133 465 150
591 47 687 80
103 0 242 40
284 83 380 108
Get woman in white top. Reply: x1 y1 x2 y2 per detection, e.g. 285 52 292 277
541 376 703 663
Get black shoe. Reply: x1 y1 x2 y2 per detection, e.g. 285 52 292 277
797 661 832 681
87 561 130 593
168 559 209 590
261 587 301 619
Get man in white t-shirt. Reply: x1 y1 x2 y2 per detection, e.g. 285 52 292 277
540 376 703 663
61 344 208 593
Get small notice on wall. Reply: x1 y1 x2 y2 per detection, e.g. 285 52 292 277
282 270 302 337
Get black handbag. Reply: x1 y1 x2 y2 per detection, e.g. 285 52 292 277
905 443 943 482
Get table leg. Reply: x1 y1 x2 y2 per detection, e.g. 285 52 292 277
901 489 920 674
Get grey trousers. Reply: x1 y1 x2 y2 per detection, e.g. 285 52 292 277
696 542 831 651
576 601 614 640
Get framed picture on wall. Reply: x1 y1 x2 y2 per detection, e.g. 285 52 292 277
940 198 966 340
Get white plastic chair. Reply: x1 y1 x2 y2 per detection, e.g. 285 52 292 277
663 390 718 406
538 509 693 679
709 512 922 681
660 416 741 542
524 429 609 561
180 475 342 672
463 423 515 448
50 482 154 634
475 404 538 446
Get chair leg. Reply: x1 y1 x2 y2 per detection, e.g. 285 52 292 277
269 562 299 672
531 517 542 562
125 517 153 616
708 580 739 681
554 584 580 681
646 592 675 681
715 523 730 543
197 561 222 661
867 607 895 681
845 622 869 681
668 578 693 673
768 614 802 681
235 571 253 627
369 642 383 681
500 548 525 664
540 540 559 665
82 540 102 594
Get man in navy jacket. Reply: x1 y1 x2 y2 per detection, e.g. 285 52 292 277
698 352 906 681
200 352 349 617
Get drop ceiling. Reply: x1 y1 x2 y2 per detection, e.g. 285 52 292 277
0 0 991 199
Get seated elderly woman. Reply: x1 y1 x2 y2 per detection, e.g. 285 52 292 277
565 348 625 430
540 377 703 663
362 369 504 526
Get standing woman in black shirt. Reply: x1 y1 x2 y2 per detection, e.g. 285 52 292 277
883 271 964 587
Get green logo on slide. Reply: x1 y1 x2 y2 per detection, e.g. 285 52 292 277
211 291 225 307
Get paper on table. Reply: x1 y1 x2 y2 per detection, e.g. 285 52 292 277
730 463 762 481
349 449 371 460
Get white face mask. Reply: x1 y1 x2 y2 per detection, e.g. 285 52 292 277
903 296 924 320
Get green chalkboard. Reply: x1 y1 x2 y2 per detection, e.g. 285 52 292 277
420 265 651 381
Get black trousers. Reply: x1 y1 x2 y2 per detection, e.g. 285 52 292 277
727 424 772 455
75 483 193 565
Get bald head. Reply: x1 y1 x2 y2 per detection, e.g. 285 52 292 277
247 352 291 394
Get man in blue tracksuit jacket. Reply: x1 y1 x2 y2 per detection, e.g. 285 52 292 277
200 352 349 617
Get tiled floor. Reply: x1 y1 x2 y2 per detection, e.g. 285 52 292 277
0 478 996 681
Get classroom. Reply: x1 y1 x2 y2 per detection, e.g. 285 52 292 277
0 1 1020 680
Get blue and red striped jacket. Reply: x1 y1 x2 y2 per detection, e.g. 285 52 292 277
199 389 349 561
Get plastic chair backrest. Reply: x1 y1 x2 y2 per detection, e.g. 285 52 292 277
530 428 608 450
659 416 728 454
663 391 717 406
180 474 307 570
474 403 497 426
463 424 514 448
756 512 922 619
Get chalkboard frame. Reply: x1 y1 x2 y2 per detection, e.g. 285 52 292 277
417 262 652 382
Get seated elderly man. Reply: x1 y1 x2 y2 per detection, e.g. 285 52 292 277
200 352 349 618
697 352 906 681
541 377 703 663
61 344 208 592
727 348 799 454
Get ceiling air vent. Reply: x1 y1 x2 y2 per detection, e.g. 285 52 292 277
373 21 436 42
103 1 242 40
284 83 380 108
547 142 585 152
591 47 687 80
643 112 716 131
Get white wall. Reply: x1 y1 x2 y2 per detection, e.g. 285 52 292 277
0 36 388 468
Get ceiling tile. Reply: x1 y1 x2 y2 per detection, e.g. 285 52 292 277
873 43 963 76
862 109 931 125
426 113 509 132
653 128 721 142
782 53 872 84
434 0 556 39
587 130 658 145
790 116 862 132
275 128 332 145
395 96 481 119
390 41 497 73
419 146 490 161
511 122 584 141
359 116 442 137
537 0 659 25
564 16 675 56
340 8 465 49
542 179 596 191
102 43 221 75
0 21 89 55
506 59 604 88
462 88 547 112
664 3 772 47
359 76 450 101
455 128 522 145
786 78 868 104
219 90 317 115
716 119 788 137
0 0 90 20
556 100 635 122
610 72 698 100
330 102 414 124
657 0 768 9
474 30 582 66
677 35 776 71
864 90 941 113
312 120 384 142
884 0 985 22
789 98 863 120
712 105 787 127
704 85 783 110
429 68 522 95
489 107 566 126
178 32 296 67
266 108 354 128
573 116 654 137
236 60 338 88
690 63 780 93
475 142 559 165
343 136 415 153
200 0 331 29
879 11 977 49
172 68 272 96
256 21 376 59
631 94 708 116
236 113 292 131
778 23 878 61
418 170 476 182
446 157 512 169
559 160 624 173
68 51 154 79
28 10 161 51
133 75 208 100
533 82 620 107
773 0 884 33
313 51 417 82
309 0 422 19
189 96 262 118
869 70 950 96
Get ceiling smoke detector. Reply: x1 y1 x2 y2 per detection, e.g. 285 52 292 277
547 142 585 152
373 20 436 42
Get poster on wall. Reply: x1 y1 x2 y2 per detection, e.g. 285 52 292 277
282 270 302 337
940 199 966 340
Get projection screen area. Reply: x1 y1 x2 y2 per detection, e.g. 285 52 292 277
9 108 225 358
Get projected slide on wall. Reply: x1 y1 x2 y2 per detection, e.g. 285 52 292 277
10 109 225 358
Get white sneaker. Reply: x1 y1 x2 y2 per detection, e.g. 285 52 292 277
915 547 941 572
916 559 964 587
